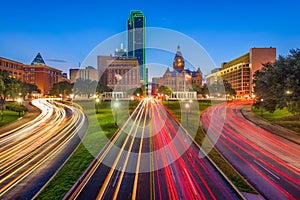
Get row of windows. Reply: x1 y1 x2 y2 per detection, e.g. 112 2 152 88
0 61 23 70
221 65 250 75
109 64 137 67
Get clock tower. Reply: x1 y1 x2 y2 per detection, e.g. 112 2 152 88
173 45 185 70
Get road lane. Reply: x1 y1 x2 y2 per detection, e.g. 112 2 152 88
201 100 300 199
0 98 86 199
66 98 242 200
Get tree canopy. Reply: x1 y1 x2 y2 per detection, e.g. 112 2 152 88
158 85 172 97
253 49 300 114
50 81 73 97
205 80 236 97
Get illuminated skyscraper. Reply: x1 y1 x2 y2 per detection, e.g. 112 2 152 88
127 10 146 86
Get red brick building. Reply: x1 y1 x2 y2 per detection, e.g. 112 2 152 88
98 54 140 92
23 53 62 94
0 57 24 81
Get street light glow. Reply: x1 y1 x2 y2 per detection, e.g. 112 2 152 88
185 103 190 109
286 90 292 95
114 102 119 108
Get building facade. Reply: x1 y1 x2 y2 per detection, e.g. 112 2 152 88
69 68 79 83
23 53 62 94
0 57 24 81
206 48 276 98
127 10 146 85
152 46 202 93
69 66 98 83
98 49 140 92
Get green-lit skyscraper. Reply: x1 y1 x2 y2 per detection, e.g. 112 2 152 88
127 10 146 86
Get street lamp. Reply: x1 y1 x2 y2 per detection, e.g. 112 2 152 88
130 96 134 110
17 98 22 118
95 98 100 114
114 101 119 127
260 98 264 116
286 90 292 95
285 90 292 108
185 103 190 128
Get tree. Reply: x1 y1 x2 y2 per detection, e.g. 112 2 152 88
206 80 236 97
223 80 236 96
0 70 22 120
192 84 202 94
158 85 172 97
22 82 41 96
202 84 210 97
96 83 112 94
50 81 74 97
126 87 144 96
73 79 97 98
253 49 300 114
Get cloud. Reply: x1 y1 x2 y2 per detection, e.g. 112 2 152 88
47 59 67 63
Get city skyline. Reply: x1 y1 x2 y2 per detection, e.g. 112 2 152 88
1 1 300 79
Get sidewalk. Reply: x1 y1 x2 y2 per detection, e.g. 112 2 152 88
241 105 300 145
0 101 41 133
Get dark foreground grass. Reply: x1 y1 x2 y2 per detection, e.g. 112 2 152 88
0 110 23 127
164 100 257 194
36 100 139 200
252 107 300 133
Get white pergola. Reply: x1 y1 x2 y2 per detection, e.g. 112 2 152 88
170 91 197 100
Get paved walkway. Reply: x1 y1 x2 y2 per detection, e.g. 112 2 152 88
241 105 300 145
0 101 41 133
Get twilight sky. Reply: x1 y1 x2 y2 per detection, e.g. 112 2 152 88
1 0 300 79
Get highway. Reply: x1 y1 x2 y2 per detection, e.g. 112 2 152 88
0 98 86 199
201 100 300 199
65 98 242 200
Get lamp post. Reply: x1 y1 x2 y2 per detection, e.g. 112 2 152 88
95 98 100 114
286 90 292 108
185 103 190 128
17 98 22 118
114 101 119 127
260 98 264 116
130 96 134 111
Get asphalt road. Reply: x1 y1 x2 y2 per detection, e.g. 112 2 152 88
0 99 87 199
66 98 242 200
201 100 300 199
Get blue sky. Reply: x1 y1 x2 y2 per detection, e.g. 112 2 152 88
1 0 300 79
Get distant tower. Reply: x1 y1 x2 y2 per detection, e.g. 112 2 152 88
173 46 185 70
127 10 146 86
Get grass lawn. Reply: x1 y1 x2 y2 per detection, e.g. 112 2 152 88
36 100 139 200
164 100 257 194
252 107 300 133
0 110 24 127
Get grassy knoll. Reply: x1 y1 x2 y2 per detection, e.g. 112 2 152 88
0 110 23 127
36 100 139 200
0 101 27 127
252 107 300 133
164 100 257 194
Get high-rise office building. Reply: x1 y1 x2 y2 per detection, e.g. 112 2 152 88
127 10 146 86
206 47 276 98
